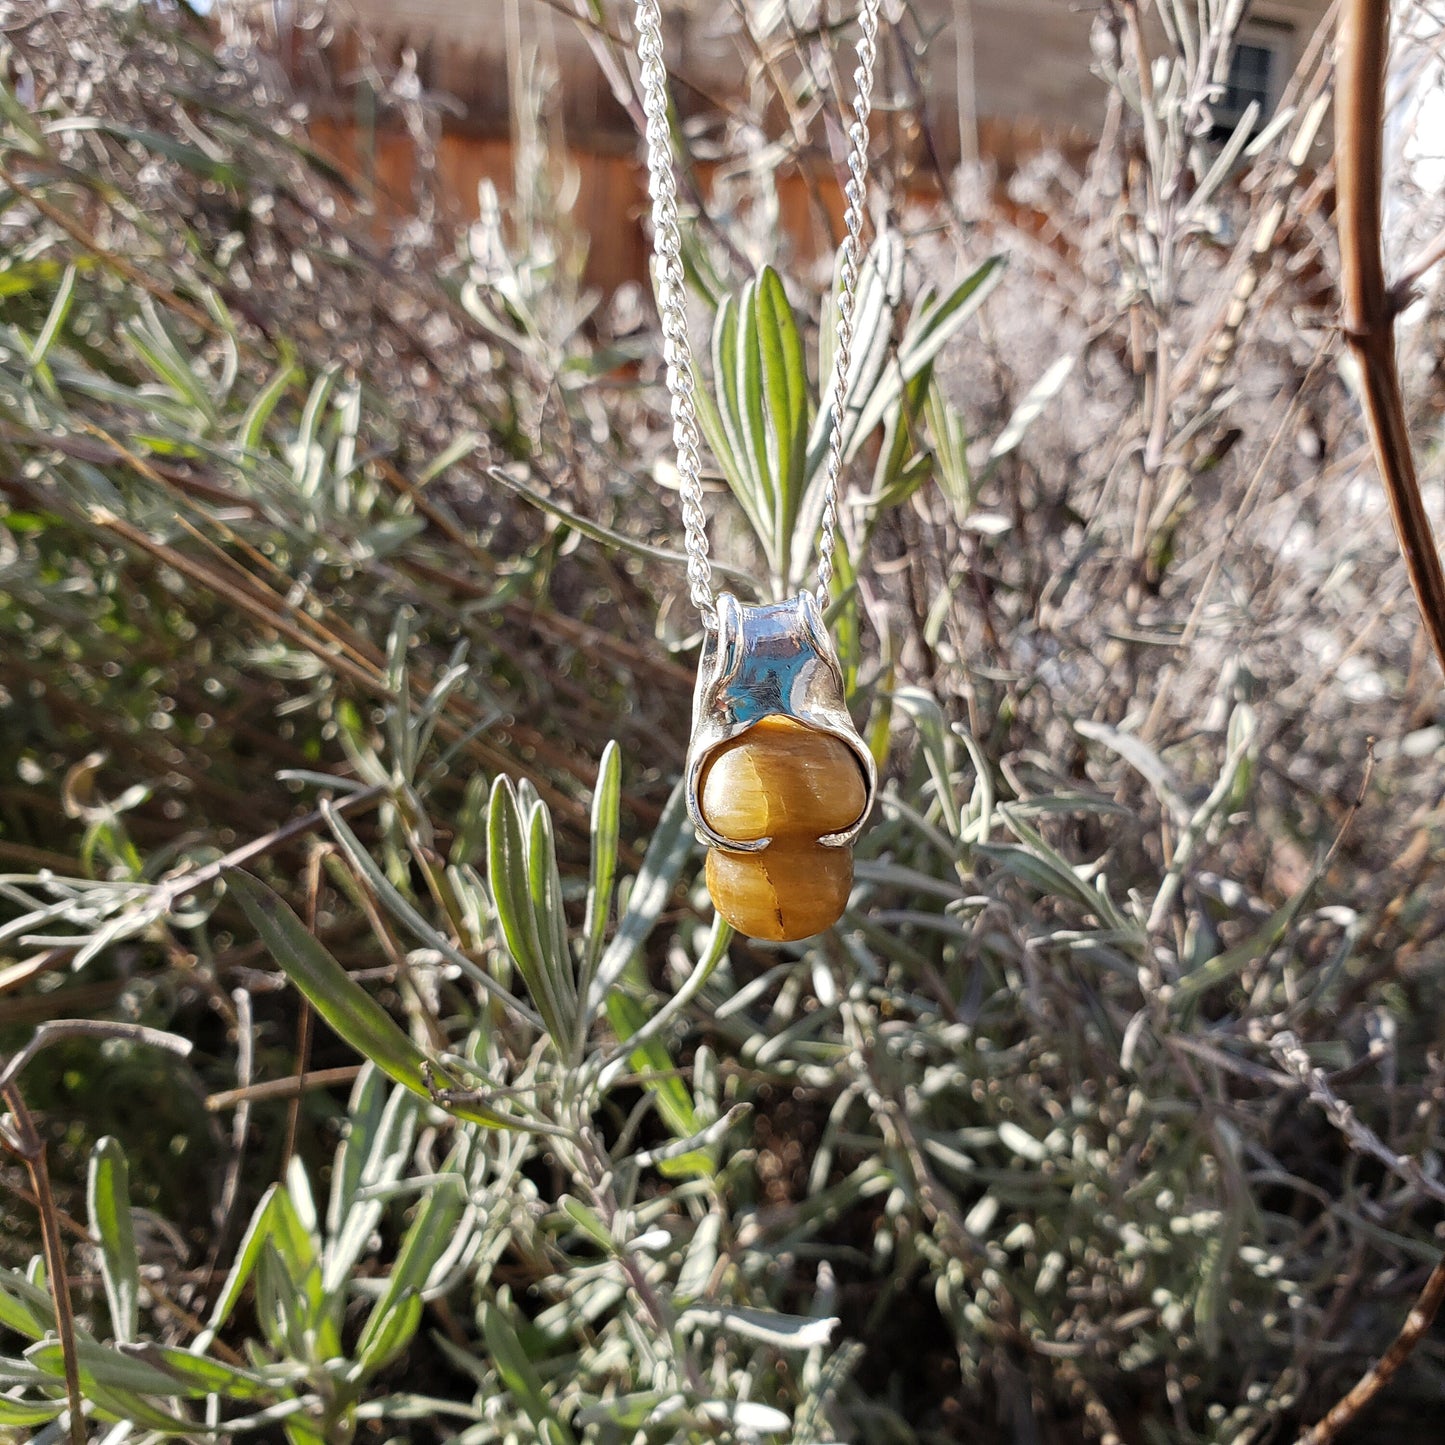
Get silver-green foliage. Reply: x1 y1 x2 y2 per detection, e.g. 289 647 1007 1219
693 236 1005 595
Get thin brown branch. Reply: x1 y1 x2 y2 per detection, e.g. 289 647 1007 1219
0 164 220 336
206 1064 365 1112
0 1086 86 1445
1268 1031 1445 1208
1336 0 1445 673
1393 223 1445 302
1294 1256 1445 1445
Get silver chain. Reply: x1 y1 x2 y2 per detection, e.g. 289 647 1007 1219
634 0 882 624
635 0 716 627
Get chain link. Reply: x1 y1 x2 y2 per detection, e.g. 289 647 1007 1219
816 0 881 612
635 0 716 627
634 0 882 624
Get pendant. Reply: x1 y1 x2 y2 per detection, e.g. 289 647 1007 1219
685 592 876 941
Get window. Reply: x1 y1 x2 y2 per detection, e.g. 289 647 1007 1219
1211 22 1293 141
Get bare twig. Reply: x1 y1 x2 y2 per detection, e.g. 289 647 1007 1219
1336 0 1445 673
1393 224 1445 301
1268 1031 1445 1208
0 1085 87 1445
0 1021 192 1097
1293 1256 1445 1445
206 1064 365 1112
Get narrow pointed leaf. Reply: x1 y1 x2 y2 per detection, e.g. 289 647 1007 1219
354 1289 424 1377
582 740 622 974
116 1345 271 1401
87 1137 139 1345
227 870 515 1129
488 778 567 1048
605 989 709 1177
587 777 693 1011
356 1173 467 1366
0 1398 63 1427
481 1299 579 1445
755 266 809 572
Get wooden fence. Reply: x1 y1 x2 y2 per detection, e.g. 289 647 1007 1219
305 115 1094 294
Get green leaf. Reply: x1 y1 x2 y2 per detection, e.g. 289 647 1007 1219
268 1171 320 1283
325 1083 419 1295
1171 892 1305 1007
325 1063 391 1239
87 1136 140 1344
353 1289 424 1378
557 1195 615 1252
893 686 962 841
704 292 772 555
0 1397 63 1427
998 805 1132 934
808 230 907 467
46 117 244 185
586 777 693 1012
847 253 1007 446
754 266 809 578
924 380 973 521
28 1338 181 1398
735 279 775 546
116 1345 272 1401
292 367 337 496
598 908 732 1182
254 1242 305 1359
239 357 301 455
980 351 1077 479
487 778 570 1049
485 466 756 592
605 989 706 1176
227 870 515 1130
581 740 622 977
865 367 933 514
527 800 577 1026
449 773 492 869
355 1173 467 1370
575 1390 680 1428
122 298 221 424
419 429 486 485
679 1305 838 1349
202 1184 281 1338
0 1267 55 1339
0 76 52 157
28 261 77 374
321 801 534 1022
79 1381 192 1433
481 1298 579 1445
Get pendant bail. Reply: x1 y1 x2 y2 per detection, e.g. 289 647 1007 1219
685 592 877 853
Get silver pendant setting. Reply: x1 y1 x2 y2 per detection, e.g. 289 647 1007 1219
684 592 877 853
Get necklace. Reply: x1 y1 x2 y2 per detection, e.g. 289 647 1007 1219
635 0 882 942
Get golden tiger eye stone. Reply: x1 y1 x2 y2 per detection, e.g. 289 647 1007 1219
698 717 864 940
698 716 866 844
705 842 853 942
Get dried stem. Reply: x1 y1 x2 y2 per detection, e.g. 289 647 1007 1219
1293 1256 1445 1445
1271 1028 1445 1442
1269 1031 1445 1209
1335 0 1445 673
0 1085 86 1445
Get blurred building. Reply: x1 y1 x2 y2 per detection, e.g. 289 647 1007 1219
243 0 1334 285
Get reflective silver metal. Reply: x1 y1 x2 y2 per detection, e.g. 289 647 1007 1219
633 0 882 624
684 592 877 852
817 0 882 612
635 0 715 627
